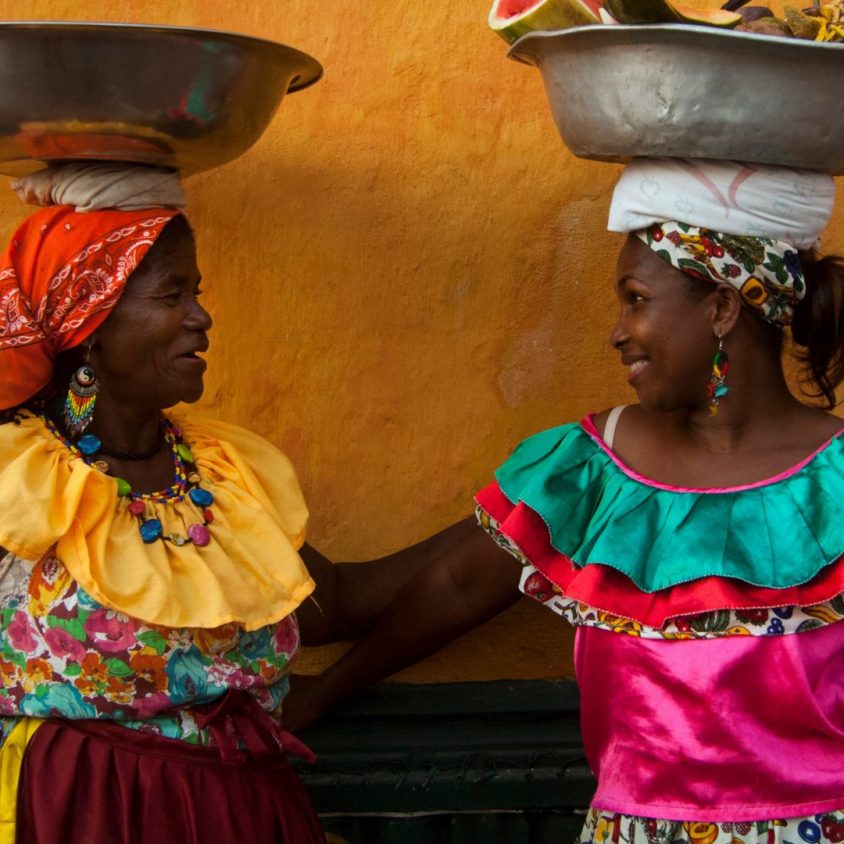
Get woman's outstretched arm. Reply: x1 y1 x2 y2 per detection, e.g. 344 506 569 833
296 517 500 645
285 519 521 731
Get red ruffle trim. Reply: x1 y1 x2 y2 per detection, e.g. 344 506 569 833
476 480 844 628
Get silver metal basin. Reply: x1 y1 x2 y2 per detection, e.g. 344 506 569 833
0 21 322 175
509 25 844 174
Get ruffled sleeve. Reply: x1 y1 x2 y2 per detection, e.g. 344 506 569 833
0 413 314 631
475 419 844 627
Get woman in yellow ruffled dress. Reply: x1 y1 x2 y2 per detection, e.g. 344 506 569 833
0 168 484 843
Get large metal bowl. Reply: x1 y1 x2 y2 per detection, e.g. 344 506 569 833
0 21 322 176
509 24 844 174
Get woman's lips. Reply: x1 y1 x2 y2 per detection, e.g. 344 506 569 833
627 359 648 384
176 352 207 371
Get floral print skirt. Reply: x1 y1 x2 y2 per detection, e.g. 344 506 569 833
580 809 844 844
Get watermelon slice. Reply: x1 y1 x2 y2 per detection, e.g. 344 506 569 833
603 0 742 26
489 0 603 44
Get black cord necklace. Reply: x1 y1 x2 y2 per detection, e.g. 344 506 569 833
92 424 166 461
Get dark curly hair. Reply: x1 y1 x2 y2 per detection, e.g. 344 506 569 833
791 249 844 408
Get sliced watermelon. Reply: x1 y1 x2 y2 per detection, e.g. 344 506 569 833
489 0 603 44
603 0 742 26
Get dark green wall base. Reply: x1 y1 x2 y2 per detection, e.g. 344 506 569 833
295 678 596 837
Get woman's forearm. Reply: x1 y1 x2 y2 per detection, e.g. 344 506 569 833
332 516 488 639
299 525 521 722
298 517 490 646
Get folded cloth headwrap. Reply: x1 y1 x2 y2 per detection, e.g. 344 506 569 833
608 158 835 248
0 205 180 410
608 158 837 326
11 163 186 212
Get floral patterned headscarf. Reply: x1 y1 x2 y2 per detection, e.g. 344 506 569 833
638 222 805 326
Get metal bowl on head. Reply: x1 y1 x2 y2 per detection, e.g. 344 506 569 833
0 21 323 176
509 24 844 174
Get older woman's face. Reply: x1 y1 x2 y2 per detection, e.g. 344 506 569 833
610 235 717 413
90 222 212 411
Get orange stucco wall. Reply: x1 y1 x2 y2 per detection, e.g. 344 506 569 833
0 1 841 683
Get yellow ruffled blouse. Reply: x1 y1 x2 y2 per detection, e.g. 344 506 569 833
0 412 315 630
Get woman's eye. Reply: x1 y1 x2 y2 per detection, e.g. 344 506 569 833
159 285 201 305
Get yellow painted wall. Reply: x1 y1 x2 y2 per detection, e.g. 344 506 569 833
0 1 841 683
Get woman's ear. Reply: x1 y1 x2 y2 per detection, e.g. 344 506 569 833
712 283 742 337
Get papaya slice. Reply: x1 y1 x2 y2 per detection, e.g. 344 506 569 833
488 0 603 44
603 0 742 26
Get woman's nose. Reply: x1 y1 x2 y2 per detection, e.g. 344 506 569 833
186 299 213 332
609 317 628 350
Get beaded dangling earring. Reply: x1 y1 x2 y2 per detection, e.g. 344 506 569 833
707 334 729 416
63 354 99 437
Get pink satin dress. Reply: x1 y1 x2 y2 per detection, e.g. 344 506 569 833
476 412 844 836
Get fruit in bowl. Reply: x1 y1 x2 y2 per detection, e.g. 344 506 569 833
488 0 603 43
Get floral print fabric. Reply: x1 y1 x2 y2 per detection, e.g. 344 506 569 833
637 223 804 326
0 552 299 747
519 561 844 639
580 809 844 844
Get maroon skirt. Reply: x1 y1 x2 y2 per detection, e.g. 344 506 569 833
16 694 325 844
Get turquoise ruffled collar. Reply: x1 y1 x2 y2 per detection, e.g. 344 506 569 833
494 419 844 593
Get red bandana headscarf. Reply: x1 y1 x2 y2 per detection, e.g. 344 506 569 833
0 205 180 410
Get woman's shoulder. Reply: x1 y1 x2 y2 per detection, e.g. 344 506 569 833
169 412 308 542
0 411 74 473
591 404 667 453
171 413 299 473
591 404 639 443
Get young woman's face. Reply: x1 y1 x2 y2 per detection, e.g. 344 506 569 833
610 235 718 413
90 221 212 411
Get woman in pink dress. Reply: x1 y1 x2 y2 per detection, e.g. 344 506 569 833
292 158 844 843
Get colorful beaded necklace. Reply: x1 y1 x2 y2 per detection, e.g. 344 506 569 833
43 415 215 548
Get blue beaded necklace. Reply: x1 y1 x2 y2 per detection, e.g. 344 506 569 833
43 415 216 548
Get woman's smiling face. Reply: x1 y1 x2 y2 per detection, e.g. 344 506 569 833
610 234 718 413
90 217 212 412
